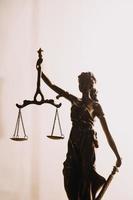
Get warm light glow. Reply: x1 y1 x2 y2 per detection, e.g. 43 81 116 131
0 0 133 199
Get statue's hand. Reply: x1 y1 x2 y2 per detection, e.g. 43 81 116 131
116 157 122 168
56 94 62 99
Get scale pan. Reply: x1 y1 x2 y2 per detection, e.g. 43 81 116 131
10 137 28 141
47 135 64 140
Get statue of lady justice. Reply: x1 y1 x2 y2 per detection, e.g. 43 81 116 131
41 71 122 200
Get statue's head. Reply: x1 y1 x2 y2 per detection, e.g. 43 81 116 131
78 72 96 93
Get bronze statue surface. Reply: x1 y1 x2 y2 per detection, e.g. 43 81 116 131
41 70 122 200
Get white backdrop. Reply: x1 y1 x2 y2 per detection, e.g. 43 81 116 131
0 0 133 199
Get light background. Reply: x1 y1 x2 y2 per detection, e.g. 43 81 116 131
0 0 133 199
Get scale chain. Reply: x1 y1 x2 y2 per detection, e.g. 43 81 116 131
56 109 63 136
13 109 21 137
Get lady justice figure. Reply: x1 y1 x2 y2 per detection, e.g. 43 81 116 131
41 71 122 200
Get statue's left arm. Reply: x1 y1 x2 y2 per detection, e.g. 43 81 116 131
94 103 122 168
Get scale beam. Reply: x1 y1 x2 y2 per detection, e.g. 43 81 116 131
16 99 61 109
16 48 62 109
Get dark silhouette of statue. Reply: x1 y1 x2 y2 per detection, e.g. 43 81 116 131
41 71 122 200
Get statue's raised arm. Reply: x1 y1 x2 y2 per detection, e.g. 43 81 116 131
41 71 77 103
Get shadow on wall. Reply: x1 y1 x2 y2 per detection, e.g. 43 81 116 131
0 78 4 139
